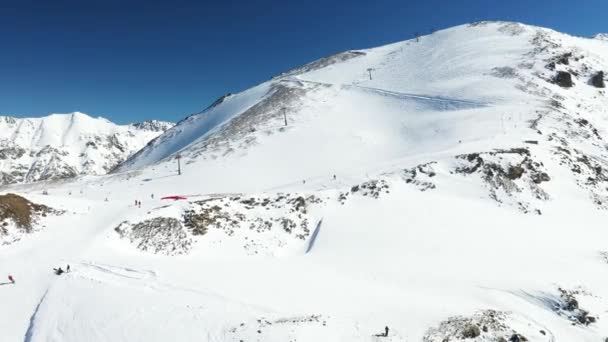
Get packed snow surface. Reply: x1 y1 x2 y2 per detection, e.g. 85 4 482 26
2 21 608 341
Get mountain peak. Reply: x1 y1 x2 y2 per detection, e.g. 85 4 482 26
0 114 172 185
595 33 608 41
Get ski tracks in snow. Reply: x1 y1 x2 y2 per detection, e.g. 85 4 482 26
23 289 49 342
283 76 490 111
69 261 274 314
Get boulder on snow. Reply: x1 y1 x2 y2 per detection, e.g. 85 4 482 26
507 166 525 180
554 288 597 326
554 71 574 88
509 333 528 342
532 172 551 184
591 71 605 88
462 324 481 338
556 52 572 65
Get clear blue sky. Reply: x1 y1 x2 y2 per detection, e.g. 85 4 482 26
1 0 606 124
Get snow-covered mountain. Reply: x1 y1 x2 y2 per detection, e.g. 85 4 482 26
3 21 608 342
0 113 173 185
594 33 608 41
114 21 608 201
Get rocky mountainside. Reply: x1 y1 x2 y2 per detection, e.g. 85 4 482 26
0 112 172 185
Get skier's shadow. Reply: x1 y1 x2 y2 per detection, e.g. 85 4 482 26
0 282 13 286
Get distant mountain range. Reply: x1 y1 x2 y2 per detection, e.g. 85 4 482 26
0 112 172 185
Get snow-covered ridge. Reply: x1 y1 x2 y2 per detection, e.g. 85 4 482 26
594 33 608 41
0 112 173 185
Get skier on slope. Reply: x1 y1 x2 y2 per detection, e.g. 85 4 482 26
8 275 14 284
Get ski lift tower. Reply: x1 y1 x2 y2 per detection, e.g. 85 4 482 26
176 154 182 175
282 107 287 126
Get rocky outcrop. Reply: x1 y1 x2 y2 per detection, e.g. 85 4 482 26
0 193 62 245
114 217 192 255
275 50 366 79
338 179 390 203
554 71 574 87
130 120 174 132
423 310 533 342
554 288 597 325
0 193 58 233
591 71 605 88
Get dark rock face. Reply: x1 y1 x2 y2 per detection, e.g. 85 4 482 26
591 71 605 88
554 71 574 88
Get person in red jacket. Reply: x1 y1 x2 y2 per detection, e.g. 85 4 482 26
8 275 14 284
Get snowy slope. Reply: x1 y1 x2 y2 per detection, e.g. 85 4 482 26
2 21 608 342
112 22 546 195
0 113 172 185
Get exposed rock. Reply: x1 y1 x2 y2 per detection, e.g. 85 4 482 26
507 166 525 180
130 120 174 132
551 288 597 326
591 71 605 88
402 162 437 191
0 193 59 233
115 217 192 255
423 310 528 342
601 251 608 263
0 146 26 160
554 71 574 88
555 52 572 65
491 66 518 78
454 148 549 213
462 324 481 338
0 193 62 245
227 314 327 340
552 147 608 209
276 50 366 79
180 82 315 162
182 193 323 255
531 172 551 184
339 179 390 203
508 334 528 342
